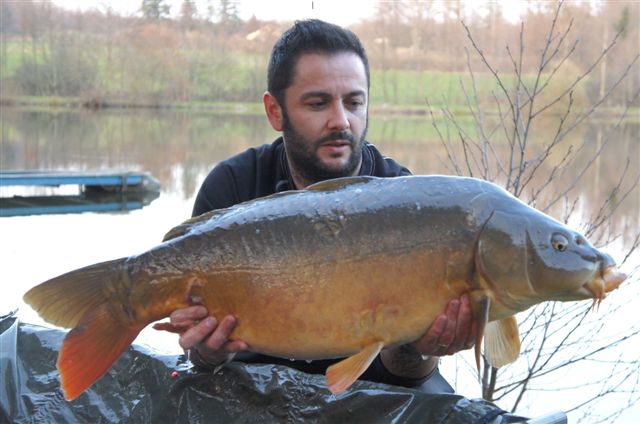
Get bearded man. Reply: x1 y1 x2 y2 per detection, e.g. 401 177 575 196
166 19 477 394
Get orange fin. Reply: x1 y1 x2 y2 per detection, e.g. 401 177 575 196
325 341 383 395
57 303 143 401
484 316 520 368
23 258 126 329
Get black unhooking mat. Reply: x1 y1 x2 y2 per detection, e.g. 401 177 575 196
1 312 534 423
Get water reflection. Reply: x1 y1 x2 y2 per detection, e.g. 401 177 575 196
1 108 277 201
1 107 637 242
0 190 160 217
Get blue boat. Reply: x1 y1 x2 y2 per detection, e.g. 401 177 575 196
0 170 161 216
0 170 160 192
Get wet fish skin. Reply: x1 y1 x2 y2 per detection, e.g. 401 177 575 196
23 175 626 400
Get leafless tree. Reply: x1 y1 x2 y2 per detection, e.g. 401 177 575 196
427 1 640 422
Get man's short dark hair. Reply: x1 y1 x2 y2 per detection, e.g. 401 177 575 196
267 19 370 108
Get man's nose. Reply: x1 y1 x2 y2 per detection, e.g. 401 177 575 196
327 102 350 131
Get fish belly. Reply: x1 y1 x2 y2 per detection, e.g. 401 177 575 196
198 248 465 360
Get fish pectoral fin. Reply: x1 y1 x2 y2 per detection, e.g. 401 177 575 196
484 316 521 368
469 291 491 373
325 341 384 395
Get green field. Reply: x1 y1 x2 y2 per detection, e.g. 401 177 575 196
0 37 610 117
0 38 556 109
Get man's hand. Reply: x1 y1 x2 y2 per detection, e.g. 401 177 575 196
379 294 477 379
414 294 477 357
153 305 248 367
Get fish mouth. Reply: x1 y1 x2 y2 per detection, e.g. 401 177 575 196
583 266 627 309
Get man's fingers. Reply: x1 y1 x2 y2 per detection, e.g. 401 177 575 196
446 294 473 352
456 294 477 349
202 315 238 351
456 295 472 331
225 339 249 353
170 305 208 326
412 313 446 356
153 322 185 333
414 296 478 357
437 299 460 347
179 316 217 350
423 314 447 346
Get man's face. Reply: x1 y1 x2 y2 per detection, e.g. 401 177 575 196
281 52 369 185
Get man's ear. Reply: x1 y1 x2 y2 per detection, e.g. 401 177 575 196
263 91 284 132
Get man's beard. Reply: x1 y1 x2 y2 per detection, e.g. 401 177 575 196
282 112 368 184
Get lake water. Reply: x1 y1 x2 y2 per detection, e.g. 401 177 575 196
1 106 638 422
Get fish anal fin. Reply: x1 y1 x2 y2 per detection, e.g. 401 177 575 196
57 303 144 401
484 316 521 368
306 176 376 191
325 341 384 395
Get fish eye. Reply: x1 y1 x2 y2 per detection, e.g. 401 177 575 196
551 234 569 252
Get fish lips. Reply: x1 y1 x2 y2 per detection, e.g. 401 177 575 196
582 266 627 304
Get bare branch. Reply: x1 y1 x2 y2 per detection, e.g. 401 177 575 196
533 32 623 118
440 1 640 416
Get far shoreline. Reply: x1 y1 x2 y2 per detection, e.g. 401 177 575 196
1 96 638 122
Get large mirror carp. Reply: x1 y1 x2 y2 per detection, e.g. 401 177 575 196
24 175 627 400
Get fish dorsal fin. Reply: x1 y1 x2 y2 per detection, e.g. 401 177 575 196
162 209 225 242
306 176 377 192
325 341 384 394
484 316 521 368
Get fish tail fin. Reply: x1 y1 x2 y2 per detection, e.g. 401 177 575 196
23 258 144 400
58 303 144 400
23 258 125 328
